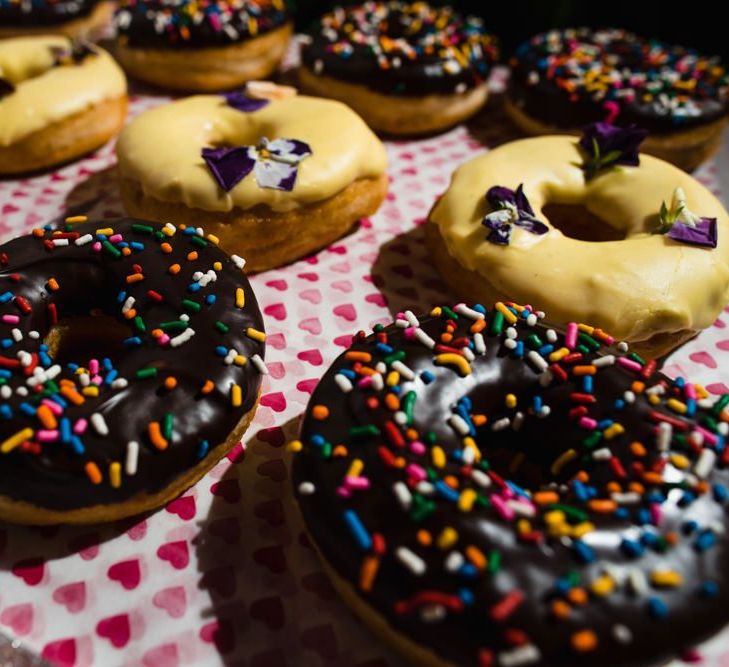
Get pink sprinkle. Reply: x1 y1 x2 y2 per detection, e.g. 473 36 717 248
158 334 170 346
36 430 59 442
684 383 697 401
490 494 515 521
579 416 598 430
617 357 642 373
345 476 370 490
565 322 578 350
92 241 102 252
336 486 351 498
89 359 99 375
1 314 19 324
108 234 123 244
409 440 426 455
91 375 103 386
649 502 662 527
403 327 416 341
40 399 62 415
680 648 702 664
697 426 718 446
357 376 373 389
406 463 426 482
73 418 88 435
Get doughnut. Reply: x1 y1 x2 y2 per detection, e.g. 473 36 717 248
506 28 729 171
0 0 114 40
291 300 729 667
113 0 292 92
0 217 266 525
426 126 729 360
0 36 127 175
299 1 498 135
116 83 388 272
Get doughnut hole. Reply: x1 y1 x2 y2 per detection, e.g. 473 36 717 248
541 203 626 242
44 314 133 368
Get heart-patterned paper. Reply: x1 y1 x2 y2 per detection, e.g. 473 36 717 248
1 47 729 667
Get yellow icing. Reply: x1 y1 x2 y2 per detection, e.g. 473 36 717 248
429 136 729 343
0 36 127 147
116 94 388 213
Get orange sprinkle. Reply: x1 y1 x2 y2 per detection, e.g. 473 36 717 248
312 405 330 420
628 482 645 494
359 556 380 592
470 319 486 333
588 499 617 513
148 421 168 451
332 445 348 457
32 228 44 237
121 247 132 257
573 365 597 376
405 428 418 441
123 309 137 320
47 278 60 291
416 529 432 546
60 386 85 405
665 531 679 545
36 404 57 429
168 264 181 275
126 273 144 284
164 377 178 391
643 472 664 485
695 480 710 495
630 441 647 457
160 242 173 254
465 545 487 570
385 394 400 411
567 588 588 605
85 462 102 485
201 380 215 395
574 470 590 483
571 630 598 653
472 414 487 427
443 475 459 490
631 381 646 394
606 481 622 494
152 328 164 339
441 332 453 343
345 351 372 362
533 491 560 505
187 251 198 261
551 600 571 619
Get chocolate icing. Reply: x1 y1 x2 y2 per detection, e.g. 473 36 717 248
508 28 729 134
113 0 290 50
293 304 729 666
301 2 497 97
0 0 98 26
0 218 265 511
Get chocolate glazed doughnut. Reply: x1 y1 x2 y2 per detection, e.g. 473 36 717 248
0 0 114 39
292 302 729 666
0 218 266 525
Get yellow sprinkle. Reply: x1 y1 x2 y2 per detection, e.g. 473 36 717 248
695 384 709 399
162 226 175 236
458 488 478 512
517 519 532 535
429 306 443 317
670 453 690 470
95 228 114 235
212 261 222 271
495 301 517 324
432 446 447 468
651 570 683 587
82 386 100 397
386 371 400 387
571 522 596 539
208 235 220 245
603 423 625 440
230 384 242 407
246 327 267 342
577 323 595 334
235 288 245 308
288 440 303 452
437 527 458 549
666 398 688 415
544 510 566 526
1 428 34 454
648 394 661 405
505 393 517 409
551 449 577 475
109 462 122 489
64 215 87 223
234 355 247 366
590 575 615 597
434 353 472 376
347 458 364 478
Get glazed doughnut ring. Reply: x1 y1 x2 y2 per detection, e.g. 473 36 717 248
117 86 388 272
0 36 127 175
292 301 729 667
427 133 729 360
0 217 266 525
0 0 114 40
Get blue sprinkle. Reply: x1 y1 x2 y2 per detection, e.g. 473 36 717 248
0 405 12 420
96 233 107 241
435 480 459 502
375 343 393 354
124 337 143 347
554 577 572 595
197 440 210 460
343 510 372 551
695 529 716 552
514 341 524 358
678 491 696 507
473 304 486 314
188 283 201 293
648 597 668 619
716 436 726 454
183 227 196 235
620 538 644 558
682 519 699 535
206 294 216 305
597 419 614 430
68 436 85 455
0 292 13 304
675 377 686 389
615 507 630 520
532 396 543 413
686 399 697 417
573 540 595 563
105 369 118 385
43 223 53 231
713 484 729 503
47 395 67 408
310 434 326 447
215 346 228 357
391 385 402 395
582 376 593 393
636 508 652 526
19 403 35 417
118 242 129 249
506 480 529 498
458 564 478 579
59 418 71 443
614 399 625 410
130 241 144 251
645 491 666 504
420 370 435 384
103 358 113 371
572 480 589 502
0 370 11 379
0 339 13 349
538 344 554 357
700 581 719 598
339 369 357 380
39 351 52 367
458 588 475 605
458 396 472 410
117 290 127 303
68 363 79 372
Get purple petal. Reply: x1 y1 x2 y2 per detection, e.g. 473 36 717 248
514 184 535 216
579 122 648 167
222 91 269 112
487 226 511 245
201 146 255 192
266 138 312 161
486 185 517 209
516 216 549 235
253 159 299 191
667 218 718 248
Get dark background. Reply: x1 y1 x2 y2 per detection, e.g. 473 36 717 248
292 1 728 61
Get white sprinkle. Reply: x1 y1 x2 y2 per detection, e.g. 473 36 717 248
28 331 40 340
471 469 492 488
192 271 204 281
628 568 648 595
370 373 384 391
335 374 353 393
395 317 409 329
170 328 195 347
375 361 387 374
656 422 672 451
396 547 426 576
445 551 464 572
694 448 717 478
298 481 315 495
612 624 633 644
617 341 629 352
688 430 704 447
507 499 536 517
527 350 548 372
474 332 486 355
592 447 612 461
505 327 517 339
403 310 420 327
646 384 665 396
512 411 525 431
593 354 616 367
91 412 109 436
251 354 268 375
79 373 90 387
545 329 557 343
416 481 435 496
454 303 484 320
498 643 541 667
611 492 641 505
526 314 538 327
231 255 246 270
180 314 190 322
391 360 415 380
413 328 436 349
164 222 177 234
52 238 69 246
492 417 510 431
18 351 32 367
461 347 475 362
16 387 28 396
11 328 22 342
623 390 636 404
0 385 11 399
125 441 139 475
112 378 128 389
448 415 471 436
75 233 94 246
719 422 729 436
393 481 412 510
122 296 135 313
224 349 237 366
419 604 446 623
504 338 517 350
394 411 407 426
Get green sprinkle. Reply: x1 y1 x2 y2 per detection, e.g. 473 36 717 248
424 431 437 445
349 424 380 439
215 321 229 334
711 394 729 416
576 344 590 355
490 311 504 335
526 334 543 349
583 430 603 449
154 231 166 241
702 415 719 432
548 504 588 523
441 306 459 321
322 442 332 459
102 240 121 258
628 352 646 365
132 223 154 235
402 390 416 425
133 316 146 333
488 550 501 573
191 235 208 248
384 350 406 365
182 299 202 313
577 333 600 351
136 367 158 379
159 320 188 332
373 324 385 333
162 412 174 440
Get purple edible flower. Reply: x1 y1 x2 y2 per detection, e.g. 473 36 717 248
579 122 648 179
202 137 312 193
659 187 718 248
222 90 269 112
482 184 548 245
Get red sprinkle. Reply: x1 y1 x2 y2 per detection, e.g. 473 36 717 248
489 590 525 621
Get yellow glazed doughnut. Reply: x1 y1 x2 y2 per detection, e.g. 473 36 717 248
0 36 127 175
116 85 388 272
427 131 729 359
